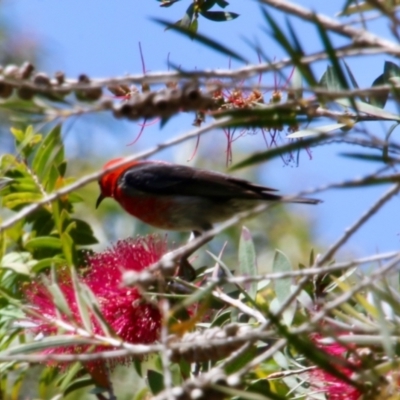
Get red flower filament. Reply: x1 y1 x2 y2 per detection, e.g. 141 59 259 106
24 236 166 361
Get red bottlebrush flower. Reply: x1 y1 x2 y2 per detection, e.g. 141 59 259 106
23 235 166 360
308 334 362 400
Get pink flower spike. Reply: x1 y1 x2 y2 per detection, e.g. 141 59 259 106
23 235 168 366
308 334 362 400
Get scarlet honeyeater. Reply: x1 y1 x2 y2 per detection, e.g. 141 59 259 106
96 158 321 234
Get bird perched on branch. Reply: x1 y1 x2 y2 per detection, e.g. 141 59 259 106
96 158 321 279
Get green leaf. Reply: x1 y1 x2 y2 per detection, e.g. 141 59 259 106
10 126 42 159
343 60 368 103
200 10 239 21
158 0 181 7
71 268 93 333
340 152 398 163
230 133 331 170
133 387 151 400
338 1 376 15
210 309 232 327
147 369 165 395
272 250 292 304
271 251 296 326
180 3 195 28
46 270 73 318
68 219 98 246
262 9 316 86
0 251 35 275
244 379 272 398
64 377 94 398
320 65 342 91
173 281 218 311
286 123 348 138
369 74 387 108
153 18 247 62
81 283 115 337
314 17 350 92
369 61 400 108
216 0 229 7
10 127 25 143
0 335 96 355
61 231 77 267
289 67 303 100
32 124 64 183
384 60 400 81
44 165 60 192
373 292 394 359
5 178 37 193
383 122 400 161
238 226 258 301
343 60 360 90
224 346 257 375
0 177 13 191
32 257 65 273
189 18 198 35
2 192 43 210
200 0 217 11
37 367 59 398
336 98 400 121
25 236 62 251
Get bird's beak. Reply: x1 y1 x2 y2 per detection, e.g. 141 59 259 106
96 193 105 209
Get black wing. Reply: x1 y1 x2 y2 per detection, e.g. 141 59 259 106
120 162 281 200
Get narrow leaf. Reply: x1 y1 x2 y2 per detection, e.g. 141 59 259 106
201 0 217 11
272 250 292 304
313 16 350 92
25 236 62 251
153 18 246 62
148 369 165 395
340 152 398 163
200 11 239 21
230 133 332 170
369 74 387 108
287 123 348 138
336 98 400 120
0 335 96 355
238 226 258 300
71 268 93 333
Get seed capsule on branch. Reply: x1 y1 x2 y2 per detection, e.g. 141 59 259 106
181 83 213 111
33 72 51 87
107 84 131 97
18 62 35 80
54 71 65 85
75 74 102 101
0 78 13 98
17 84 35 101
3 64 20 79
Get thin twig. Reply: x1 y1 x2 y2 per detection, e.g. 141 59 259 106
317 183 400 266
260 0 400 54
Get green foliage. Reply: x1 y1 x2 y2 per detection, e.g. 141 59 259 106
157 0 239 32
2 1 400 399
154 17 246 61
0 125 97 270
238 226 257 301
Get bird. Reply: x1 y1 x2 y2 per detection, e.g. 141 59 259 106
96 158 321 279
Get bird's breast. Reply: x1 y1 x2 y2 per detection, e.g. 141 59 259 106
118 196 176 229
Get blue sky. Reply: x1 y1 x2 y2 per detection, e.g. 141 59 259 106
5 0 400 260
